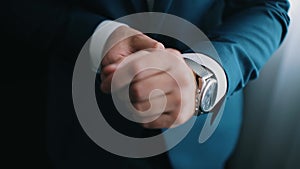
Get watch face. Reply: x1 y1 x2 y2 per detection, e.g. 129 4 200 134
201 79 218 112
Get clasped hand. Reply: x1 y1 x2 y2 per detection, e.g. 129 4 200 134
100 26 196 128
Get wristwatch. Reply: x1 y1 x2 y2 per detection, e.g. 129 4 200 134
184 59 218 115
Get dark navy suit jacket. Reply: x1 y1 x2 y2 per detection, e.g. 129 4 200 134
10 0 289 168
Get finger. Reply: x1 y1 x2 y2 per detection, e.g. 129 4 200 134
110 50 169 92
101 26 140 66
101 41 133 67
166 48 181 57
111 50 182 93
142 113 177 129
131 68 163 83
101 39 163 67
100 73 114 93
101 57 126 82
104 50 151 93
133 114 161 124
129 72 177 102
165 49 189 67
101 52 124 67
101 64 118 77
131 34 164 51
132 92 181 117
142 107 192 129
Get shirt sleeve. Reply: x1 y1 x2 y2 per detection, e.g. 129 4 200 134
89 21 129 72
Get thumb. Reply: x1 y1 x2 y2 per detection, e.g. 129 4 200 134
130 34 164 51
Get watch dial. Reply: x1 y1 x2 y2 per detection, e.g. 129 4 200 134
201 80 217 112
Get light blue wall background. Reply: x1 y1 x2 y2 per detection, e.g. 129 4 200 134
230 0 300 168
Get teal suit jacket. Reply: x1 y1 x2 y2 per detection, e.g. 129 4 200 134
29 0 289 168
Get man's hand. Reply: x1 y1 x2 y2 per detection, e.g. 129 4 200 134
111 49 197 128
100 26 164 93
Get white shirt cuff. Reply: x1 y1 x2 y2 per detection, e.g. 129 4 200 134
89 20 129 72
182 53 228 106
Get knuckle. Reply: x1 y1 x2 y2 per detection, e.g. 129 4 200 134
133 102 148 113
133 102 142 111
130 83 144 100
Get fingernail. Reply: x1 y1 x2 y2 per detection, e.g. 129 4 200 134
155 42 165 49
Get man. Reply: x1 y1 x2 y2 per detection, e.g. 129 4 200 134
8 0 290 168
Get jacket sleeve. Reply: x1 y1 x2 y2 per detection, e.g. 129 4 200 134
206 0 290 96
54 2 108 62
9 0 107 62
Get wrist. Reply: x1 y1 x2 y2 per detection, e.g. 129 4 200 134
182 53 227 115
